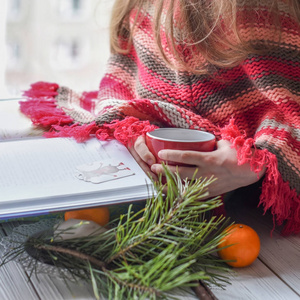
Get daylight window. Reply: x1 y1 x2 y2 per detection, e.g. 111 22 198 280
6 40 21 70
58 0 84 19
7 0 22 20
73 0 81 11
3 0 112 96
51 38 86 69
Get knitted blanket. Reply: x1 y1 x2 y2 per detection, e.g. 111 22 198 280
20 3 300 235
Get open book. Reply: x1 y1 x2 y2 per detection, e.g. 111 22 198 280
0 99 154 220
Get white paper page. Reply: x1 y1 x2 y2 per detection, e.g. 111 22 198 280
0 138 152 203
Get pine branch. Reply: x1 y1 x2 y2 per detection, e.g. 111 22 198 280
35 244 106 269
1 166 233 300
192 280 218 300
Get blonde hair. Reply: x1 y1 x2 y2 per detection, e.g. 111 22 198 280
110 0 300 73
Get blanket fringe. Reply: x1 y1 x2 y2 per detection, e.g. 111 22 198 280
22 81 59 98
221 119 300 235
19 99 74 127
44 122 99 143
260 156 300 235
20 82 73 127
43 117 158 145
95 117 159 146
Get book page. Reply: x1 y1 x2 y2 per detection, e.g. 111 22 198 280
0 138 152 205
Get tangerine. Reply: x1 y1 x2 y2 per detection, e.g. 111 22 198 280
217 223 260 268
64 206 110 227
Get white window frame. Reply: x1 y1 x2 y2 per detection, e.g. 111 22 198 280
0 0 8 97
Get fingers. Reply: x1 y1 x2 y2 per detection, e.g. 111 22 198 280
128 146 158 181
151 163 200 181
157 149 208 167
151 147 220 180
134 135 156 165
156 141 228 168
128 137 158 181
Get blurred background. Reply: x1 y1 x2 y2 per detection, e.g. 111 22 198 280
0 0 113 98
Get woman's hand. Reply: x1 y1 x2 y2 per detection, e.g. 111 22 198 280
131 136 266 198
128 135 158 181
150 140 266 198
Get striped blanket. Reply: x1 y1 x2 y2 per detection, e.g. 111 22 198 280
20 2 300 235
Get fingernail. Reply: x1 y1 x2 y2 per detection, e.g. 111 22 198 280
151 165 157 172
147 159 154 165
158 150 165 159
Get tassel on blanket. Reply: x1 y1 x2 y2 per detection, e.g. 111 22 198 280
20 81 73 127
19 99 73 127
95 117 159 146
42 117 158 146
44 122 99 143
259 156 300 236
23 81 59 98
220 119 300 235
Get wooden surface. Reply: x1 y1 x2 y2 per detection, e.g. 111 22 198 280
211 205 300 300
0 205 299 300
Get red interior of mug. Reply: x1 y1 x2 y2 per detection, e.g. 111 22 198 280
146 128 216 165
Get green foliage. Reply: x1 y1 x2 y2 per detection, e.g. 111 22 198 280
2 167 232 300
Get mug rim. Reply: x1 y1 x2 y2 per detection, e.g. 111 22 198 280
146 128 215 143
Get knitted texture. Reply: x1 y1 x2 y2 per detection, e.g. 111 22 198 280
20 2 300 235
